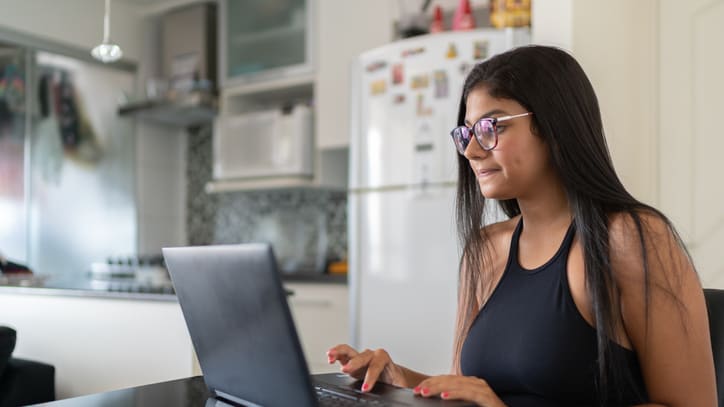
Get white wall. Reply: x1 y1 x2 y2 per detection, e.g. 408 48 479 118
571 0 659 207
0 0 144 62
532 0 659 206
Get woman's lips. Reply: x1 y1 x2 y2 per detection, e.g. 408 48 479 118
476 169 499 178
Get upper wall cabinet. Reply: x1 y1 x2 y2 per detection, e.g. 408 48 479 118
220 0 314 88
217 0 395 153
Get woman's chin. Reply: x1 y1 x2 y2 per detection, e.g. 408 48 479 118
478 182 509 200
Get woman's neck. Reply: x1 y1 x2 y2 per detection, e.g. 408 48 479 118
516 177 572 235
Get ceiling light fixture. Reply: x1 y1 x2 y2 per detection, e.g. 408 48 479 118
91 0 123 63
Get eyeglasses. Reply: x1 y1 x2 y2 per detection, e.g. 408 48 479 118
450 112 533 155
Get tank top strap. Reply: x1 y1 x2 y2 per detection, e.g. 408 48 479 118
506 218 577 273
506 217 525 266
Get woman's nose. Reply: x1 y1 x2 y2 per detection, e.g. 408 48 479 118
463 136 488 160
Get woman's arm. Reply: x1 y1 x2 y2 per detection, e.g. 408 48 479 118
610 212 717 407
398 365 430 388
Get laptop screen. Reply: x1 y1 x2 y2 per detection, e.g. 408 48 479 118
163 244 318 407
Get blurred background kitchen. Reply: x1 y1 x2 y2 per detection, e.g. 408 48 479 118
0 0 721 403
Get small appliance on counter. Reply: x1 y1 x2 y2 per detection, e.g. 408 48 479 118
87 254 175 294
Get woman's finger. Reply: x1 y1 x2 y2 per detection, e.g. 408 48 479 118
327 344 358 365
340 349 372 373
360 350 390 392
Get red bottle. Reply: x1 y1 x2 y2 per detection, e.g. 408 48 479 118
452 0 476 31
430 5 444 33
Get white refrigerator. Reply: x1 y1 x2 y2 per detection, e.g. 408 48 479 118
348 28 531 374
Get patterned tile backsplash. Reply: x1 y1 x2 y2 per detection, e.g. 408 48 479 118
186 125 347 273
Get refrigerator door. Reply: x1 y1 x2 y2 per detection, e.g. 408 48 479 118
349 186 459 374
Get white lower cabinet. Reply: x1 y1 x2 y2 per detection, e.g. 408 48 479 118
284 282 349 373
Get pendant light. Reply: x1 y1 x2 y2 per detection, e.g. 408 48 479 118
91 0 123 63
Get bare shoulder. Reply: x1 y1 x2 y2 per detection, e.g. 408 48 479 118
607 209 693 289
480 216 520 258
482 216 519 242
608 210 674 251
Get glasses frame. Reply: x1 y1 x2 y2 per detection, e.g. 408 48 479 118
450 112 533 154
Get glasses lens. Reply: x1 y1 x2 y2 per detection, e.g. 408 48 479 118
451 127 471 154
473 119 496 150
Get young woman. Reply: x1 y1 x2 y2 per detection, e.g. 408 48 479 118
327 45 717 406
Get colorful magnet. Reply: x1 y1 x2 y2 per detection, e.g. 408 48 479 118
410 74 429 90
402 47 425 58
416 94 433 116
433 70 449 99
393 94 406 104
370 79 387 95
459 62 473 77
474 40 489 60
366 60 387 72
446 43 458 59
392 63 404 85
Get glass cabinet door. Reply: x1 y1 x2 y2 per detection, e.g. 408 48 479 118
0 44 27 263
222 0 313 86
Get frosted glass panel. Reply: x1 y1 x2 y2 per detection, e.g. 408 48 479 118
226 0 307 77
29 52 136 275
0 45 27 263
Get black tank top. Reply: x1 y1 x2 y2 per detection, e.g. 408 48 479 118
460 219 648 406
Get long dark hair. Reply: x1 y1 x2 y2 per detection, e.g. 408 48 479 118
451 45 688 403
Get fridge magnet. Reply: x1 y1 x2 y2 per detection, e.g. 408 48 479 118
370 79 387 96
416 94 433 116
365 60 387 72
393 93 406 104
459 62 473 77
446 43 458 59
410 74 429 90
433 70 449 99
392 63 404 85
474 40 489 60
402 47 425 58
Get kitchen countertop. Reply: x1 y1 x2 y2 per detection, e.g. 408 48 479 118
0 271 347 301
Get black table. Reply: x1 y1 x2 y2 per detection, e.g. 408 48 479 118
35 376 218 407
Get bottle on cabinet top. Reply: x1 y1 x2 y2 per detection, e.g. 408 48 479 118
429 5 445 33
490 0 532 28
452 0 476 31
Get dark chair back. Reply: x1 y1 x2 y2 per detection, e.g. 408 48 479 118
704 288 724 407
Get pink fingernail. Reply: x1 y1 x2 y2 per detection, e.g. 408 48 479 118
361 383 369 391
421 388 429 396
441 392 449 399
413 386 420 393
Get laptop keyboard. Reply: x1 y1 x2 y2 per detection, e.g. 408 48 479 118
315 385 391 406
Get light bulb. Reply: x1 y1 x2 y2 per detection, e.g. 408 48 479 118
91 43 123 63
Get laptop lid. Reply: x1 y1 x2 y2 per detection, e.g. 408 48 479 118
163 243 317 407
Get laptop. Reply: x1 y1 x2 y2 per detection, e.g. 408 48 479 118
163 243 474 407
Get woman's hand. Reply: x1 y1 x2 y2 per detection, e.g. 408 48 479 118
326 344 409 391
413 375 506 407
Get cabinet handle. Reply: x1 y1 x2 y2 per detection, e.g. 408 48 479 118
290 299 332 307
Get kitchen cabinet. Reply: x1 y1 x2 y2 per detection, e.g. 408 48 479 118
212 1 396 191
284 282 348 374
314 0 395 149
220 0 314 88
0 291 194 399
